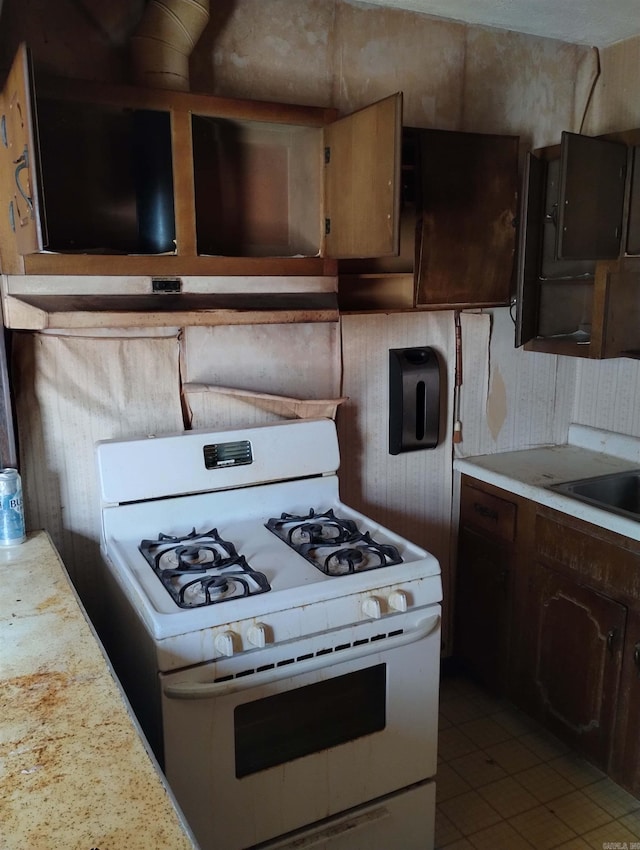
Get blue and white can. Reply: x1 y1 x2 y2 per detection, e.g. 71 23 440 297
0 468 25 546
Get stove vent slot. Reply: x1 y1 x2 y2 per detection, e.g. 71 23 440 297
211 629 405 683
203 439 253 469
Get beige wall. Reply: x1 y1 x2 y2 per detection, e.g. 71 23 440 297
586 34 640 136
0 0 617 647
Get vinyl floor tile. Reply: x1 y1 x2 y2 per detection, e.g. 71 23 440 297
582 777 640 819
477 776 539 819
438 790 503 837
436 674 640 849
547 788 612 834
448 750 507 788
467 819 535 849
436 762 473 803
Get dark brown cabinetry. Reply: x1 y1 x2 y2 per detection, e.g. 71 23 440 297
339 127 519 312
455 474 640 796
516 129 640 359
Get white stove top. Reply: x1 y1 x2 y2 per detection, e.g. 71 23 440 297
101 474 438 636
97 420 441 664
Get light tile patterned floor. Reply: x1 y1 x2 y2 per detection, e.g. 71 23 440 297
436 674 640 849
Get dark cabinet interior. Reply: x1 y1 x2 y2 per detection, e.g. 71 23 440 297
36 100 176 255
455 474 640 797
454 477 524 696
515 128 640 358
455 526 512 694
627 145 640 254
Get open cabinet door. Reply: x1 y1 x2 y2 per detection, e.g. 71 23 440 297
557 131 627 260
0 43 45 258
515 152 544 347
323 93 401 259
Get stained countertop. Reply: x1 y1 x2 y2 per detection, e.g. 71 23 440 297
454 424 640 542
0 531 198 850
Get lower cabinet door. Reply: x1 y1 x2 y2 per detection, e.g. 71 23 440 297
532 564 626 768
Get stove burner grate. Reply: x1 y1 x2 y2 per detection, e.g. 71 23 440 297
139 527 270 608
266 509 403 576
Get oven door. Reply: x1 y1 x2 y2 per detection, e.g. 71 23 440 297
160 606 440 850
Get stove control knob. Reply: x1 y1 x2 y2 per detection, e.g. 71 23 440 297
247 624 267 649
388 590 408 612
362 597 382 620
215 631 236 657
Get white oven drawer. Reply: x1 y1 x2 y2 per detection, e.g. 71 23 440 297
258 781 435 850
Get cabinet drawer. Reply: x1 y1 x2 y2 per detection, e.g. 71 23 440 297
460 482 517 542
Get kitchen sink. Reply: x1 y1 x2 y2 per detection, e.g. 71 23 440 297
549 470 640 520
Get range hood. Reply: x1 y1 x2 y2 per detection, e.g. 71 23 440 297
0 275 339 330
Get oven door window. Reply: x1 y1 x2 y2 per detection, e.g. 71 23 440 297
234 664 386 778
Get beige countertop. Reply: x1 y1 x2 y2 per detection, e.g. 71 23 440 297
0 530 198 850
454 424 640 541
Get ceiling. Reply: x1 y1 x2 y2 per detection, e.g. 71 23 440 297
358 0 640 46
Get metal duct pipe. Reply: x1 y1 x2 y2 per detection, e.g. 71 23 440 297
131 0 210 91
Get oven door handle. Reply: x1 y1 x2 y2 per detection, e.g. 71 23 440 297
162 613 440 700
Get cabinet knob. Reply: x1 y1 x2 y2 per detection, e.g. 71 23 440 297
215 631 236 657
388 590 408 612
634 641 640 673
246 623 267 649
362 597 382 620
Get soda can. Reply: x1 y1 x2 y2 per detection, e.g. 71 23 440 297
0 468 26 546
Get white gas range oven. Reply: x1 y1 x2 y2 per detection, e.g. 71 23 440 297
96 418 442 850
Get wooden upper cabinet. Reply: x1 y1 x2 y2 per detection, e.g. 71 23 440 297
0 44 402 279
514 129 640 359
415 129 519 308
338 126 520 312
